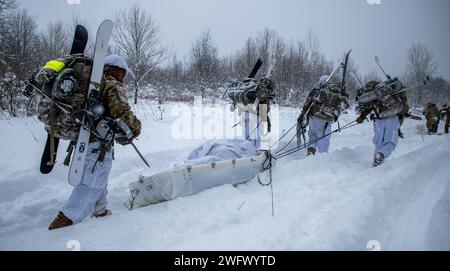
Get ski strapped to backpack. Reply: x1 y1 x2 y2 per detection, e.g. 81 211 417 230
225 58 276 136
297 50 352 141
27 78 148 166
225 58 276 113
68 20 113 185
31 24 89 174
27 21 148 184
340 49 352 97
356 56 431 115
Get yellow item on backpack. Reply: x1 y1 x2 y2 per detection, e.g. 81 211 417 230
43 60 66 73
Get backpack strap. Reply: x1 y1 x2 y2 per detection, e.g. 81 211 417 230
48 95 57 166
63 141 76 166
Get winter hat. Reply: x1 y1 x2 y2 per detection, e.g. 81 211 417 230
104 54 129 74
319 75 329 85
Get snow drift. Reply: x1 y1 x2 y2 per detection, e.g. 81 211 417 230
0 103 449 250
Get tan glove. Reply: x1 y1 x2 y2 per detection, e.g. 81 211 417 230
356 115 366 124
116 138 133 146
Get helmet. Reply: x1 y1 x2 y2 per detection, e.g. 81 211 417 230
104 54 129 74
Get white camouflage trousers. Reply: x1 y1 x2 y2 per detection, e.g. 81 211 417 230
61 141 112 224
308 116 332 153
372 115 400 159
242 111 262 149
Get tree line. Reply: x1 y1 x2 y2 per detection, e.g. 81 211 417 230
1 1 448 117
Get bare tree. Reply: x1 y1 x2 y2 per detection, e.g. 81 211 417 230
0 8 41 116
189 29 220 94
427 77 450 106
40 21 70 60
234 37 258 79
406 43 437 79
0 0 17 67
1 9 39 74
406 42 438 105
304 30 331 86
112 3 167 104
0 0 15 15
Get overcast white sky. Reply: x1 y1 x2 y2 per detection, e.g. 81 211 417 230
17 0 450 80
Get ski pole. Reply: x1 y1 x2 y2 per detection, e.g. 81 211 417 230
351 72 364 89
131 142 150 168
374 56 391 80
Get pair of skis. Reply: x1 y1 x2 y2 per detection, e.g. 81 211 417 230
40 20 114 186
355 56 428 121
324 49 352 87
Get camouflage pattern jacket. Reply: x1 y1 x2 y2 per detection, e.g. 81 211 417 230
37 55 141 143
99 75 141 142
423 105 440 123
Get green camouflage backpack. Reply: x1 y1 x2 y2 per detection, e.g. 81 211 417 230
36 55 93 141
311 83 346 122
375 79 405 119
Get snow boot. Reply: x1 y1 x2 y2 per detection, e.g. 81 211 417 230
372 152 385 167
91 209 112 218
398 129 404 139
307 147 316 156
49 212 73 230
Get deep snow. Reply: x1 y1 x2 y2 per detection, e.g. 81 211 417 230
0 101 449 251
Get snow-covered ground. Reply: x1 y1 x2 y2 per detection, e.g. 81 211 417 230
0 101 449 251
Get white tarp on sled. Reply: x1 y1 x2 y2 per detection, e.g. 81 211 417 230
184 139 257 165
128 140 267 208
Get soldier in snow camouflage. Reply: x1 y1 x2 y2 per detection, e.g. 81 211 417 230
46 54 141 230
100 74 141 144
423 103 440 134
36 55 141 144
444 105 450 134
298 75 348 156
356 80 409 167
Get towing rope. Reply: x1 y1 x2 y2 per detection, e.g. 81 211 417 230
257 150 275 216
275 120 358 159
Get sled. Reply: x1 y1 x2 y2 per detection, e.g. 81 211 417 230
127 152 269 208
